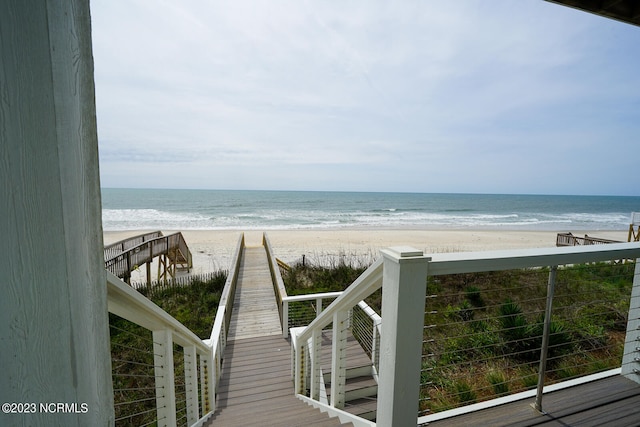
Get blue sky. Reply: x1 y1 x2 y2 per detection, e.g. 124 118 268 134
91 1 640 196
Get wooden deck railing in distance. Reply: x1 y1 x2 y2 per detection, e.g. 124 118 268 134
104 232 193 282
556 232 621 247
104 231 163 261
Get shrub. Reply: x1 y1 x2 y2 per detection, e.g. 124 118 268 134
465 285 485 307
487 371 509 396
454 381 477 404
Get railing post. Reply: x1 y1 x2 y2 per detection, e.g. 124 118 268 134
371 320 380 377
200 353 213 415
184 345 199 425
316 297 324 316
622 258 640 383
310 328 322 400
377 247 430 427
533 266 557 413
283 300 289 338
153 329 177 427
330 309 349 408
294 341 306 395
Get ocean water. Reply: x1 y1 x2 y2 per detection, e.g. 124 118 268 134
101 188 640 232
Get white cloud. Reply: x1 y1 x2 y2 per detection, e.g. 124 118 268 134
91 0 640 195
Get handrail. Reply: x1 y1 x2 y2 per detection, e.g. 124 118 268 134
106 271 214 426
104 231 192 280
425 242 640 276
205 232 245 416
104 230 163 260
107 271 209 352
295 258 383 345
263 232 288 328
282 292 343 338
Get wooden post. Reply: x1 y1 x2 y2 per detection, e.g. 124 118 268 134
376 247 430 427
153 330 177 427
146 262 152 287
0 1 113 425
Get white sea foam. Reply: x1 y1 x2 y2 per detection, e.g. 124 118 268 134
100 190 637 231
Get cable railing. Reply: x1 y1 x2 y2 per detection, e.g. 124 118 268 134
420 262 634 417
109 314 158 426
352 301 382 379
292 242 640 426
107 270 215 427
282 292 343 336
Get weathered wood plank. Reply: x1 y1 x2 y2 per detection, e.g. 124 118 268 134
226 246 283 340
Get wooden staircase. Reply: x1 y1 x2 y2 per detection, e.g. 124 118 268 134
320 331 378 422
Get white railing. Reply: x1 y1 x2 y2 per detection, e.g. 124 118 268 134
107 232 245 427
292 243 640 426
107 271 214 427
282 292 342 338
263 232 288 328
205 233 245 411
352 300 382 381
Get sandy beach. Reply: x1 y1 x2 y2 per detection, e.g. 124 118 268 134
103 228 629 280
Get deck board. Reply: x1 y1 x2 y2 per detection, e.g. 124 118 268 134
425 375 640 426
206 335 350 426
227 246 282 341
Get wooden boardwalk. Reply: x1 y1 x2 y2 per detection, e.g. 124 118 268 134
206 243 640 426
206 245 351 426
227 246 282 340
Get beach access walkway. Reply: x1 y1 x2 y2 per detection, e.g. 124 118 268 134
105 232 640 427
205 244 350 426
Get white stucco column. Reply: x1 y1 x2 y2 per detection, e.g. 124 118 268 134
376 247 430 427
0 1 113 425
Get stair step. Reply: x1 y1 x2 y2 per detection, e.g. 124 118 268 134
323 364 373 382
326 376 378 401
344 397 378 421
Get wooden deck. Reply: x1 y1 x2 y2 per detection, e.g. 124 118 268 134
227 246 282 340
426 375 640 426
206 243 640 426
207 245 351 426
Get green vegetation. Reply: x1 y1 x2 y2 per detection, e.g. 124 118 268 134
140 270 227 338
282 259 636 415
110 271 227 426
422 262 635 414
283 260 367 295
